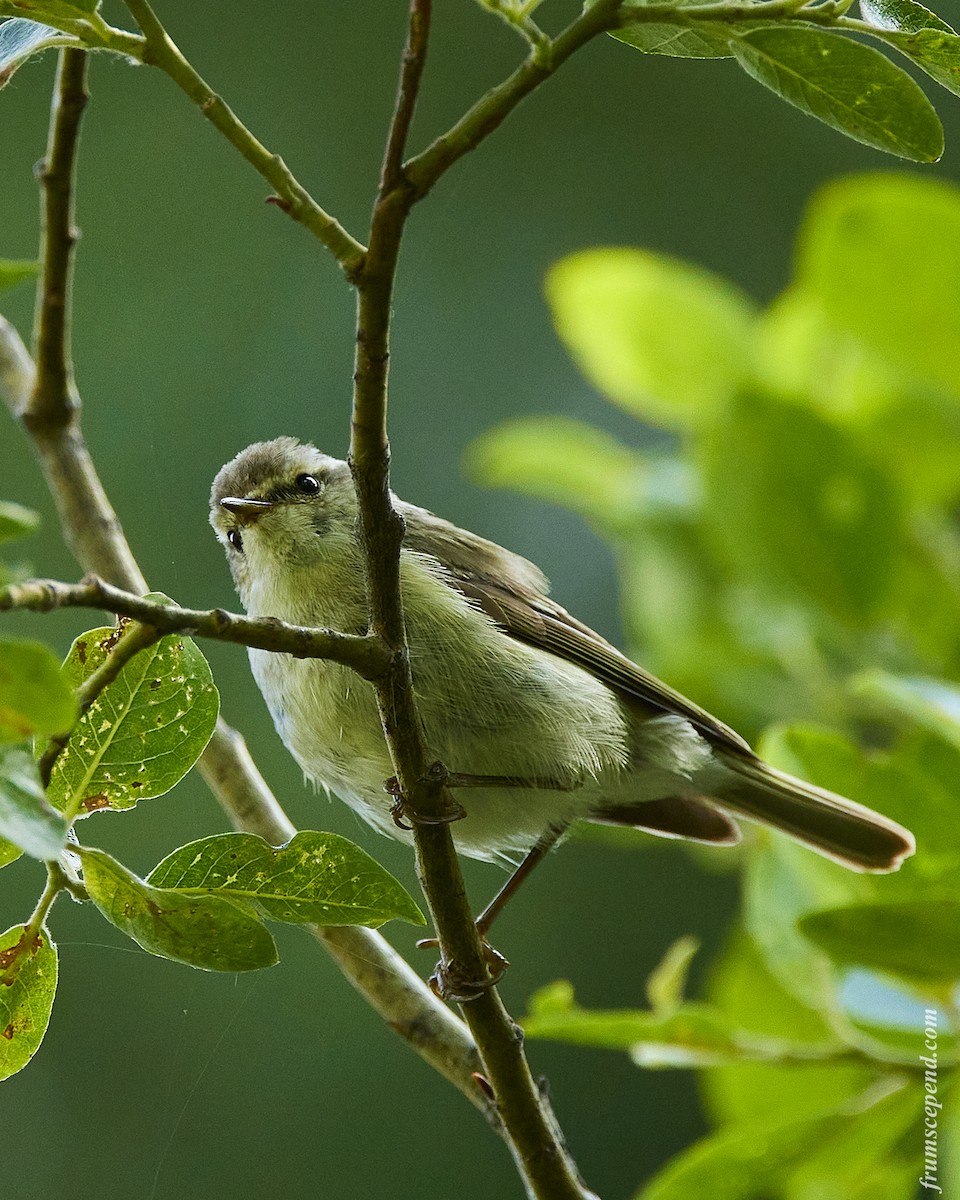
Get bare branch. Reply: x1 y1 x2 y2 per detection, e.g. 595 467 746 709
0 575 390 680
350 5 595 1196
122 0 367 276
27 48 87 436
380 0 433 194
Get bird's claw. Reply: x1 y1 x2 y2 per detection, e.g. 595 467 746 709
383 764 467 830
420 938 510 1003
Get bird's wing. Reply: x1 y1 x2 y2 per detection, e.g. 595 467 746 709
400 502 753 757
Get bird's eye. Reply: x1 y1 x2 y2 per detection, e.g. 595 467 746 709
227 529 244 553
295 473 321 496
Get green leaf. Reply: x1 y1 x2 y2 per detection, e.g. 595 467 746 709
146 831 425 928
546 248 756 429
466 417 647 531
761 722 960 898
754 288 960 506
703 930 872 1129
861 0 960 99
861 0 955 34
48 617 219 816
0 500 39 543
0 924 57 1081
853 671 960 749
729 26 944 162
612 15 733 58
79 846 278 972
755 288 901 422
0 2 100 19
522 979 821 1068
636 1081 919 1200
0 18 77 86
0 744 67 860
796 174 960 396
0 837 21 869
799 899 960 982
700 394 901 624
646 935 700 1015
0 260 38 294
743 826 866 1014
0 638 77 744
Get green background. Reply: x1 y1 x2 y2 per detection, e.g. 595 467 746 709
2 2 959 1197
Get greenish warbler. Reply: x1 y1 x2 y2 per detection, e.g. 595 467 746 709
210 437 913 881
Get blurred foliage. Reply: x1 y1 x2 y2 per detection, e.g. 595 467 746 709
475 171 960 1197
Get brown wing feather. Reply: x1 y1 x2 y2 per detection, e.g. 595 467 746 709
400 502 753 756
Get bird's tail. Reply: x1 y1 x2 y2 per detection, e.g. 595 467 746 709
708 751 915 873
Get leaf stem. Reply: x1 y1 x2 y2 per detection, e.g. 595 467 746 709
121 0 367 276
23 862 67 942
478 0 552 61
0 862 68 989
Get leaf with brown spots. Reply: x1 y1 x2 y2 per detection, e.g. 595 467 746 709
79 846 278 972
47 601 219 817
0 924 57 1081
147 830 425 928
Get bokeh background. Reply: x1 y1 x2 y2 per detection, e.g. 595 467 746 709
2 2 960 1197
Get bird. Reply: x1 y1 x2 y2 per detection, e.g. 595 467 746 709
209 436 914 925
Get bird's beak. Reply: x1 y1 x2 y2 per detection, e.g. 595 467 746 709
220 496 275 526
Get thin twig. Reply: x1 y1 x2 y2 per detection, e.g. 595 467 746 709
121 0 366 277
0 575 391 681
405 0 623 204
380 0 432 194
350 4 596 1197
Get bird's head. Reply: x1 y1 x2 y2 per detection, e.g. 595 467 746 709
210 437 356 605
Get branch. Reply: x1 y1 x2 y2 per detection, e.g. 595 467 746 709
121 0 367 277
0 59 485 1117
0 575 391 681
380 0 432 194
26 48 87 436
405 0 623 204
350 5 596 1197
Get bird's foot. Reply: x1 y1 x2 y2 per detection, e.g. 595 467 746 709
417 938 510 1003
384 762 468 831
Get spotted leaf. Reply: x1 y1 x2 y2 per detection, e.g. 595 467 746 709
47 609 219 817
147 831 425 927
